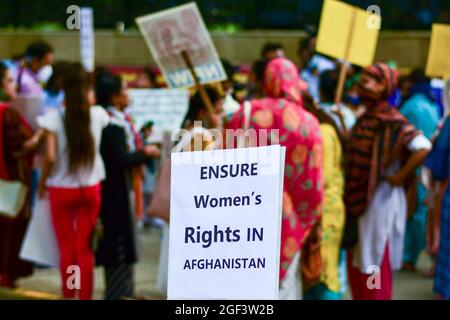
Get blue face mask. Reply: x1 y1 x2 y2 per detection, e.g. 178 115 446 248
345 94 360 106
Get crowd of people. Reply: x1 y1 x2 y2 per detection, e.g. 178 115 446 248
0 35 449 301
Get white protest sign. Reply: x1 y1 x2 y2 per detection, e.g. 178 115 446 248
136 2 227 88
9 96 45 131
127 88 189 134
20 196 59 268
168 145 285 300
80 7 94 72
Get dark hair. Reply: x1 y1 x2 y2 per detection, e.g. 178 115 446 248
142 67 156 86
320 69 339 102
25 40 53 60
302 91 345 151
95 74 122 107
298 34 316 53
221 59 236 81
408 68 429 86
94 66 114 83
182 87 220 128
140 120 154 133
0 61 7 83
252 59 270 83
62 63 95 174
46 61 71 94
261 43 284 58
12 53 26 62
403 68 435 104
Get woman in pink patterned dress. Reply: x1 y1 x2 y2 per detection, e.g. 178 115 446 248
226 58 324 299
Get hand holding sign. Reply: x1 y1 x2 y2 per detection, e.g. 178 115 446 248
316 0 381 68
316 0 381 134
168 146 285 299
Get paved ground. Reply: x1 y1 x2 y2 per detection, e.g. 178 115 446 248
11 227 439 300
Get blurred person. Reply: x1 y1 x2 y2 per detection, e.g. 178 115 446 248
44 62 71 112
153 88 225 293
298 36 315 72
298 35 336 103
18 40 54 97
136 67 156 89
1 53 25 81
400 69 440 271
220 59 240 121
424 113 450 300
302 99 345 300
398 74 413 105
227 58 324 300
140 121 162 229
94 66 114 82
16 41 55 210
247 59 269 100
175 87 225 152
343 67 366 119
95 74 160 300
425 79 450 300
319 69 356 132
261 42 285 60
423 143 441 279
345 63 432 300
37 63 110 300
0 62 34 288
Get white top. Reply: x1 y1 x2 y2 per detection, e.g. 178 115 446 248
352 134 432 273
37 106 110 188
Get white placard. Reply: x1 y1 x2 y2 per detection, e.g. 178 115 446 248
136 2 227 88
80 7 94 72
20 196 59 268
127 88 189 133
9 96 45 131
168 145 285 300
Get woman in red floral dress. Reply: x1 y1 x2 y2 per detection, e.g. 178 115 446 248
226 57 324 299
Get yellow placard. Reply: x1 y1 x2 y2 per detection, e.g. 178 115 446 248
426 24 450 78
316 0 381 67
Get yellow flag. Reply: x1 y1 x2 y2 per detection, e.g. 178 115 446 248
426 24 450 78
316 0 381 67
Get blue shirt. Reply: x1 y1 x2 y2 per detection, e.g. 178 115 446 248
401 93 439 139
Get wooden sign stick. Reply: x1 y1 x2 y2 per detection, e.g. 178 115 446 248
334 8 357 136
212 82 225 97
181 50 215 115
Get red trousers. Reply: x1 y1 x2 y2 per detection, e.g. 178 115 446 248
49 184 101 300
347 245 393 300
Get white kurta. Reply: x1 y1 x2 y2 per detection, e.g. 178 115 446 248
352 135 432 273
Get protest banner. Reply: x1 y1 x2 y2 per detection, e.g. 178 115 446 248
127 88 189 136
168 145 285 299
426 24 450 79
316 0 381 68
316 0 381 123
135 2 227 89
80 7 95 72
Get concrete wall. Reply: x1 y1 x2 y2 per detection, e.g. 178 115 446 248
0 30 431 69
